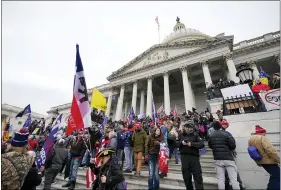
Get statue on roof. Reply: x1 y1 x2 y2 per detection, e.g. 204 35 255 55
176 16 180 23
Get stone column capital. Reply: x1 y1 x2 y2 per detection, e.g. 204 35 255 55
223 52 233 61
200 60 209 67
248 60 257 67
146 75 154 81
162 71 170 78
132 80 138 85
120 84 125 89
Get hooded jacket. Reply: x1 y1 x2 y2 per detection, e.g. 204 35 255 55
132 129 147 153
248 134 280 164
145 128 164 156
178 130 204 157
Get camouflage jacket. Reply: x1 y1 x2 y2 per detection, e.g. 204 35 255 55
1 151 34 190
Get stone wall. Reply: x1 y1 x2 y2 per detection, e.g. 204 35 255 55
224 110 280 189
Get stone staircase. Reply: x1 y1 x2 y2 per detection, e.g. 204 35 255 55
39 141 218 189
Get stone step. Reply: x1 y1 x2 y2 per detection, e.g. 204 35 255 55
76 169 218 189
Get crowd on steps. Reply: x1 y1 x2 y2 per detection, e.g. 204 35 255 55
1 107 280 190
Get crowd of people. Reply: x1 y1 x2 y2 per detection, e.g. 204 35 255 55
1 106 280 190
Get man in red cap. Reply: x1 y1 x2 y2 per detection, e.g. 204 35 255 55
248 125 280 189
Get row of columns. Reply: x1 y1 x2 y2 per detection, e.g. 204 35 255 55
107 53 240 120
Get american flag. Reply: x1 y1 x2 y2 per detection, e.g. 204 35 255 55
157 104 165 115
128 107 135 125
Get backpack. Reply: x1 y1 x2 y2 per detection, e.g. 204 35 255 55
248 136 263 161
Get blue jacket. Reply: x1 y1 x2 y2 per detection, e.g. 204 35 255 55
161 125 168 142
117 131 126 149
124 131 132 148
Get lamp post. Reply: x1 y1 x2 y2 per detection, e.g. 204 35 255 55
236 63 254 84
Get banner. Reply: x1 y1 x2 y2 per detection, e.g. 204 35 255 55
91 88 107 112
221 84 252 99
259 89 280 111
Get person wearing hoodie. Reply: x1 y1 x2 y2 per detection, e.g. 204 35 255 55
248 125 280 190
178 120 205 190
132 122 147 176
44 139 68 190
21 151 43 190
145 127 164 190
1 128 35 190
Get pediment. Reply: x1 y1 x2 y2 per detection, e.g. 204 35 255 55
107 38 229 80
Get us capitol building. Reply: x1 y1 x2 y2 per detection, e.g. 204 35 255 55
47 17 280 126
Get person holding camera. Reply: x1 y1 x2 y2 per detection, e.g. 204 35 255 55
178 120 204 190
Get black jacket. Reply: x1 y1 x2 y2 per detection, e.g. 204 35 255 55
208 130 236 161
70 138 87 157
21 165 42 190
90 157 124 190
177 132 204 156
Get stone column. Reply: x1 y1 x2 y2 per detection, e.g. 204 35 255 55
275 54 280 66
105 89 113 117
224 53 239 83
115 85 125 121
249 60 260 80
131 81 138 113
181 67 195 112
140 89 145 114
124 101 128 116
163 72 171 114
146 76 153 117
201 60 213 85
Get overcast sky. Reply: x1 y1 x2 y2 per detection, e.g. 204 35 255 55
2 1 280 115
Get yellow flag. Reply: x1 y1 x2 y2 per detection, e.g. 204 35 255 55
253 77 269 86
32 128 40 135
91 88 107 111
2 119 10 142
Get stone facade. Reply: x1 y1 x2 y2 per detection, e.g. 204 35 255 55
46 18 280 121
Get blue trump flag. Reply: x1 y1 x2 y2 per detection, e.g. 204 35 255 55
23 114 31 128
16 104 31 118
259 67 269 78
128 107 135 125
36 114 62 169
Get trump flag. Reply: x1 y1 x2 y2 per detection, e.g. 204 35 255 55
36 114 62 169
66 44 92 136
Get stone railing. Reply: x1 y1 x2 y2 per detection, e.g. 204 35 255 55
233 31 280 50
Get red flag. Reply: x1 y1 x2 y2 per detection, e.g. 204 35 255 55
155 16 159 25
86 167 95 188
66 45 92 136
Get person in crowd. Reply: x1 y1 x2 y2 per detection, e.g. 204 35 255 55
206 82 215 100
28 135 38 151
216 110 223 121
219 120 245 190
160 120 168 143
167 121 179 164
21 151 43 190
44 139 68 190
116 125 126 167
178 120 205 190
62 130 87 190
132 122 147 176
269 73 280 89
248 125 280 190
1 128 36 190
107 131 117 150
90 148 126 190
124 125 134 173
145 127 164 190
208 121 240 190
60 132 75 175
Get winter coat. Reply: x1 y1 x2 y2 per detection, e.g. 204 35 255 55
46 145 68 170
117 131 126 149
269 79 280 90
70 137 87 158
248 134 280 164
177 132 204 157
208 130 236 161
132 129 147 153
21 164 42 190
90 156 125 190
2 149 34 190
161 125 168 142
145 130 164 156
167 128 179 149
89 129 102 147
124 131 132 148
107 135 117 150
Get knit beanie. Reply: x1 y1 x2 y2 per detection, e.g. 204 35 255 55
11 128 29 147
255 125 267 134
